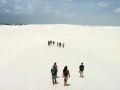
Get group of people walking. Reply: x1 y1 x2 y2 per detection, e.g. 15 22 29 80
51 62 84 86
48 40 65 48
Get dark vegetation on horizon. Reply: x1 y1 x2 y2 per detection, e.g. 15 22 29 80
0 23 27 26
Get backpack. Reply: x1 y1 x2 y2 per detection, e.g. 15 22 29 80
51 68 57 75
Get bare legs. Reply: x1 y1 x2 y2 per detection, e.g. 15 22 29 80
80 71 84 77
64 77 68 86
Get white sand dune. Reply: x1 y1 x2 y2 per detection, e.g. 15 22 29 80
0 24 120 90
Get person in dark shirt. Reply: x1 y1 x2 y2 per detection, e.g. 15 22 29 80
53 41 55 46
51 64 57 85
53 62 58 77
79 62 84 77
63 66 70 86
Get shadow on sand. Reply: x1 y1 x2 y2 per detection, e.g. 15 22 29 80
64 84 70 86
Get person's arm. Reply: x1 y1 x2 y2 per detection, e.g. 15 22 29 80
51 69 52 73
68 70 70 77
62 71 64 77
56 66 58 72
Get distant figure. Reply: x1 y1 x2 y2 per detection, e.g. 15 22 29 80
79 62 84 77
62 43 65 48
63 66 70 86
51 65 57 85
53 62 58 77
59 42 61 48
48 40 52 46
53 41 55 46
57 42 59 47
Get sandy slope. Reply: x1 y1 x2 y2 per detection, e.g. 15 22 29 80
0 24 120 90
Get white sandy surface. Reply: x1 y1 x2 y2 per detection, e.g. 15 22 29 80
0 24 120 90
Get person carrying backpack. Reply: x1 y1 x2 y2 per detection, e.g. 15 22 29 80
51 65 57 85
63 66 70 86
79 62 84 77
53 62 58 77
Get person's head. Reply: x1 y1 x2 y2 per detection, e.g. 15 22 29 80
64 66 67 70
54 62 56 65
81 62 83 65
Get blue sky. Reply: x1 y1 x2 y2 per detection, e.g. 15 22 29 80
0 0 120 25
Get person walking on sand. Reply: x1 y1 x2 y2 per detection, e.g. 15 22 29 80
59 42 61 48
51 65 57 85
79 62 84 77
53 62 58 78
62 43 65 48
57 42 59 47
63 66 70 86
53 41 55 46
